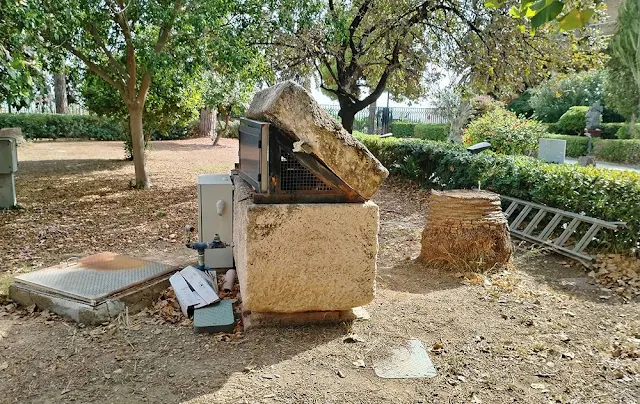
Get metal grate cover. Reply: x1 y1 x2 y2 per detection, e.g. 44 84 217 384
280 149 333 191
14 252 175 305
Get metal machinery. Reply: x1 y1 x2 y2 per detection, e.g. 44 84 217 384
0 137 18 208
237 118 363 204
195 174 234 270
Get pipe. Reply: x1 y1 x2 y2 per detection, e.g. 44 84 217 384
223 269 236 292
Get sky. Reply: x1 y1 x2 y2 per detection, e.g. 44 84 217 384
309 87 438 108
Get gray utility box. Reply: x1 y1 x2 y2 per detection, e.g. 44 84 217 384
0 137 18 208
198 174 234 270
538 138 566 164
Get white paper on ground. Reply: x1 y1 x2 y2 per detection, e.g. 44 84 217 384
169 272 202 317
180 265 220 308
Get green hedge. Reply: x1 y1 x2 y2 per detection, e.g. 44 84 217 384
356 134 640 251
391 122 450 141
545 134 640 165
0 113 123 140
547 122 634 139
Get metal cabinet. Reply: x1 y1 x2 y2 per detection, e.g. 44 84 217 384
198 174 234 269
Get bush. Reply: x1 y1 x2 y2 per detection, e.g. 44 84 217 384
616 123 640 139
356 134 640 251
390 122 414 137
530 71 606 123
463 108 546 155
414 124 450 141
555 106 589 136
471 95 504 119
216 119 240 139
600 123 623 139
0 113 123 140
507 89 535 118
545 134 640 164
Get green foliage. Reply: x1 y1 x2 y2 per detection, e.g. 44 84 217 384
555 106 589 135
414 124 450 142
600 123 624 139
529 71 606 123
0 0 45 110
391 123 450 141
616 123 640 139
356 134 640 251
471 95 505 119
605 60 640 121
463 108 546 155
81 67 203 139
0 113 122 140
545 134 640 164
391 123 415 138
507 89 535 118
216 119 240 139
611 0 640 117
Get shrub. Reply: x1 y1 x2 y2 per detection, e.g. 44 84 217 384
471 95 504 118
544 134 640 164
616 123 640 139
216 119 240 139
391 122 414 137
414 124 450 141
463 108 546 155
391 123 450 141
0 113 123 140
555 106 589 135
507 89 535 118
356 134 640 251
530 71 606 123
600 123 623 139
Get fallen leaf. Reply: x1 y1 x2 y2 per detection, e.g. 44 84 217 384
531 382 546 390
343 334 364 343
353 359 365 368
337 370 346 378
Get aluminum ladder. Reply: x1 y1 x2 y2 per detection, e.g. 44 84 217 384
501 195 624 264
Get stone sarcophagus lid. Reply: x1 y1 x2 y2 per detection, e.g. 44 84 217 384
239 81 388 204
233 81 388 316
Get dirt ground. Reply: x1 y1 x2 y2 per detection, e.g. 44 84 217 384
0 138 638 404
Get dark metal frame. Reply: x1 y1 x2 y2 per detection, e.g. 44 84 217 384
238 119 364 204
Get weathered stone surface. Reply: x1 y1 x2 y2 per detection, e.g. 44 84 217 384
0 128 25 146
233 177 379 313
247 81 388 200
419 190 511 270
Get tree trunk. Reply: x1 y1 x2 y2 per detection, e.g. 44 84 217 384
199 107 217 138
54 73 68 114
128 106 150 189
338 108 356 133
630 112 637 138
367 101 377 134
220 112 230 141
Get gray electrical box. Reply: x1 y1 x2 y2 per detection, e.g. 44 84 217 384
198 174 234 269
0 138 18 174
538 138 566 164
0 137 17 208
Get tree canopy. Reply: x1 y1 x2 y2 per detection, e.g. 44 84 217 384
260 0 607 132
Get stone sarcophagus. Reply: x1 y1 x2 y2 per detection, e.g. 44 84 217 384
233 81 388 316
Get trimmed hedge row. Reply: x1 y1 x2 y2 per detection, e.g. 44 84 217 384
545 135 640 165
0 113 123 140
356 134 640 251
390 122 450 141
547 122 640 139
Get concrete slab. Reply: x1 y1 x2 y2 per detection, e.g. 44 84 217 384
242 307 363 330
9 252 177 324
9 275 170 324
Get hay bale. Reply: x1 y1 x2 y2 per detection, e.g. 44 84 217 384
418 190 511 270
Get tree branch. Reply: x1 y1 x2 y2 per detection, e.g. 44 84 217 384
155 0 182 53
86 23 127 78
64 44 125 94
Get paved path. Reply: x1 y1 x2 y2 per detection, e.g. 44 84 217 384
565 157 640 174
